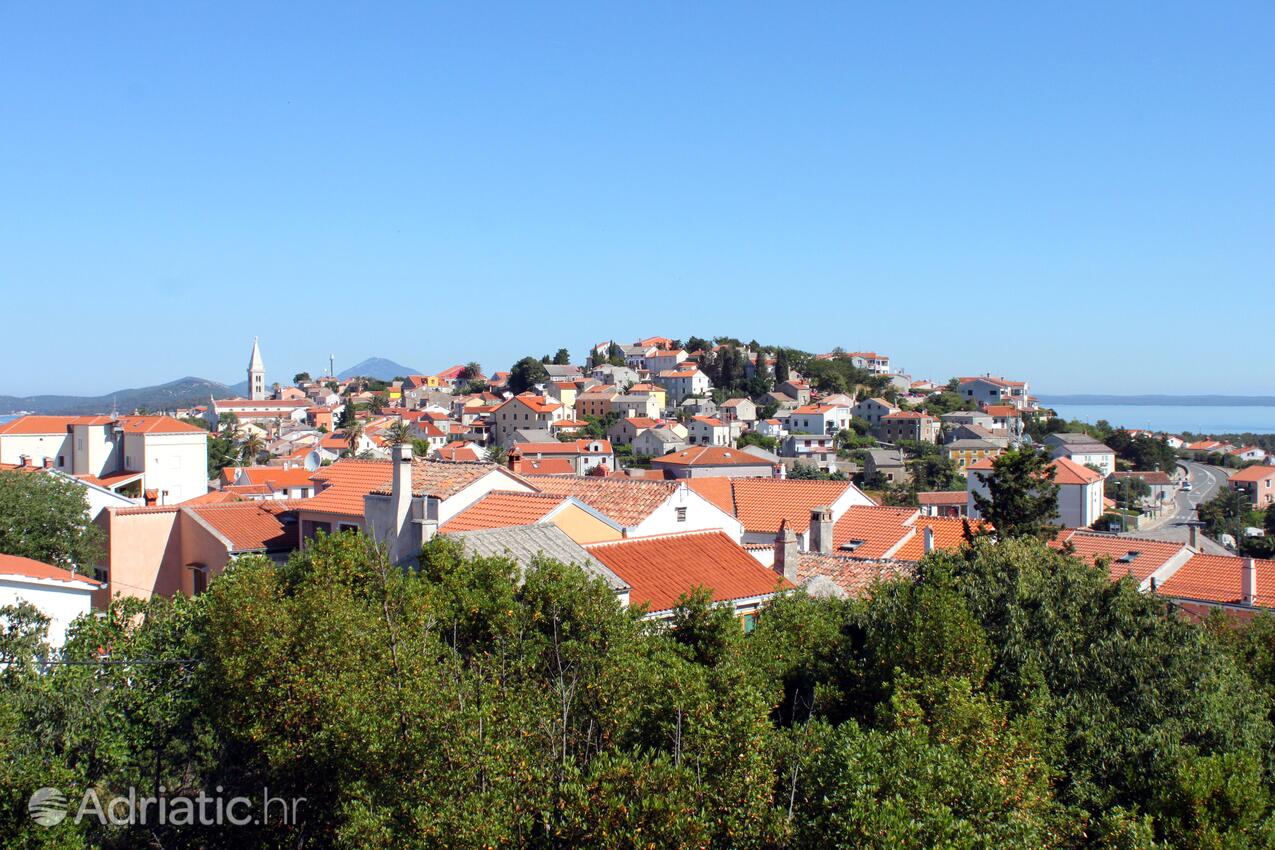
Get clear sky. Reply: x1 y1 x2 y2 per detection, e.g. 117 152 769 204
2 3 1272 397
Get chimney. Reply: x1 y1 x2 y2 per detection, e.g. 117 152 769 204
507 446 523 473
923 526 935 555
18 454 29 468
774 520 799 584
1243 558 1257 606
391 442 414 538
1188 523 1199 549
43 456 54 469
809 506 833 555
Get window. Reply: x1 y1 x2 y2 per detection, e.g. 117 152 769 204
188 564 208 596
675 507 688 523
741 613 757 634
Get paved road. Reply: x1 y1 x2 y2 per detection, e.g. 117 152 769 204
1118 461 1231 554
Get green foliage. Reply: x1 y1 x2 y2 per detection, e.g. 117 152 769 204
552 348 571 365
1198 489 1250 541
971 447 1061 541
8 529 1275 847
508 356 549 395
737 432 778 452
293 371 311 384
0 470 104 571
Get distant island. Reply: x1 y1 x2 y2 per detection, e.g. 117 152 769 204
1039 394 1275 407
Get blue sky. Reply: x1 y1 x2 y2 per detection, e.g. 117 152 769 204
2 2 1272 397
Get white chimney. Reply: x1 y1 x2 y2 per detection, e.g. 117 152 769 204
923 526 935 555
1243 558 1257 606
391 442 414 536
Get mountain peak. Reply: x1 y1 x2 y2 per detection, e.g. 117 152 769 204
336 357 421 381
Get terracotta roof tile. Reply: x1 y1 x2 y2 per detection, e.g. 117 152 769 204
524 474 679 527
439 491 568 533
650 446 768 467
1230 465 1275 483
1159 553 1275 606
0 552 99 586
707 478 866 535
187 501 296 552
1051 531 1188 582
586 530 791 613
797 554 911 597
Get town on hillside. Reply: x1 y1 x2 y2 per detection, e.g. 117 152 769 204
4 334 1273 649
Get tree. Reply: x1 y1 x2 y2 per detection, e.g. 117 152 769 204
217 411 240 434
0 470 104 571
485 444 508 466
367 392 387 415
239 431 265 465
1198 489 1249 542
773 349 791 384
293 371 311 385
971 447 1060 540
607 343 626 367
337 398 357 430
345 419 365 456
508 357 549 395
383 420 411 447
459 361 483 381
552 348 571 365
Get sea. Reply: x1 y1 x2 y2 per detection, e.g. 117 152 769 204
1046 404 1275 436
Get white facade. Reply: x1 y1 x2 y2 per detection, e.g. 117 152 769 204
850 398 899 428
656 369 711 405
0 571 96 648
629 485 745 541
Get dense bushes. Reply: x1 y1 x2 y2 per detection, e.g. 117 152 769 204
4 533 1275 848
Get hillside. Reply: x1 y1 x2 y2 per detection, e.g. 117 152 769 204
0 376 249 415
336 357 420 381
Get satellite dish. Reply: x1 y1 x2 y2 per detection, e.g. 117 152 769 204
303 451 322 472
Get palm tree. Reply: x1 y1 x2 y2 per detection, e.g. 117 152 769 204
460 361 483 381
346 420 365 456
384 420 411 447
240 431 265 465
485 444 508 466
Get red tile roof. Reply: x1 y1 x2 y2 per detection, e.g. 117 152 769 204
437 441 483 462
0 552 99 586
685 478 866 535
512 440 613 456
516 457 576 475
112 415 206 434
498 394 563 414
187 501 296 552
524 474 680 527
439 491 568 533
1050 456 1104 486
1052 531 1188 582
1230 465 1275 483
917 491 968 506
1159 553 1275 607
586 530 791 613
831 505 923 559
0 415 109 435
235 466 317 489
649 446 770 468
798 554 911 597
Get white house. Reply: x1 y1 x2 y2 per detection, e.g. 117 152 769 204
787 403 853 436
524 474 745 541
688 416 731 446
850 397 899 429
1044 433 1117 478
0 414 209 506
491 393 567 446
645 349 689 375
967 456 1104 529
0 553 98 648
656 368 711 405
956 375 1031 410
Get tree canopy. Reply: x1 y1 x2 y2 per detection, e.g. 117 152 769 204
0 470 103 571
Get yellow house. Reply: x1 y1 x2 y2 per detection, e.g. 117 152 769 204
629 382 667 410
943 441 1004 471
